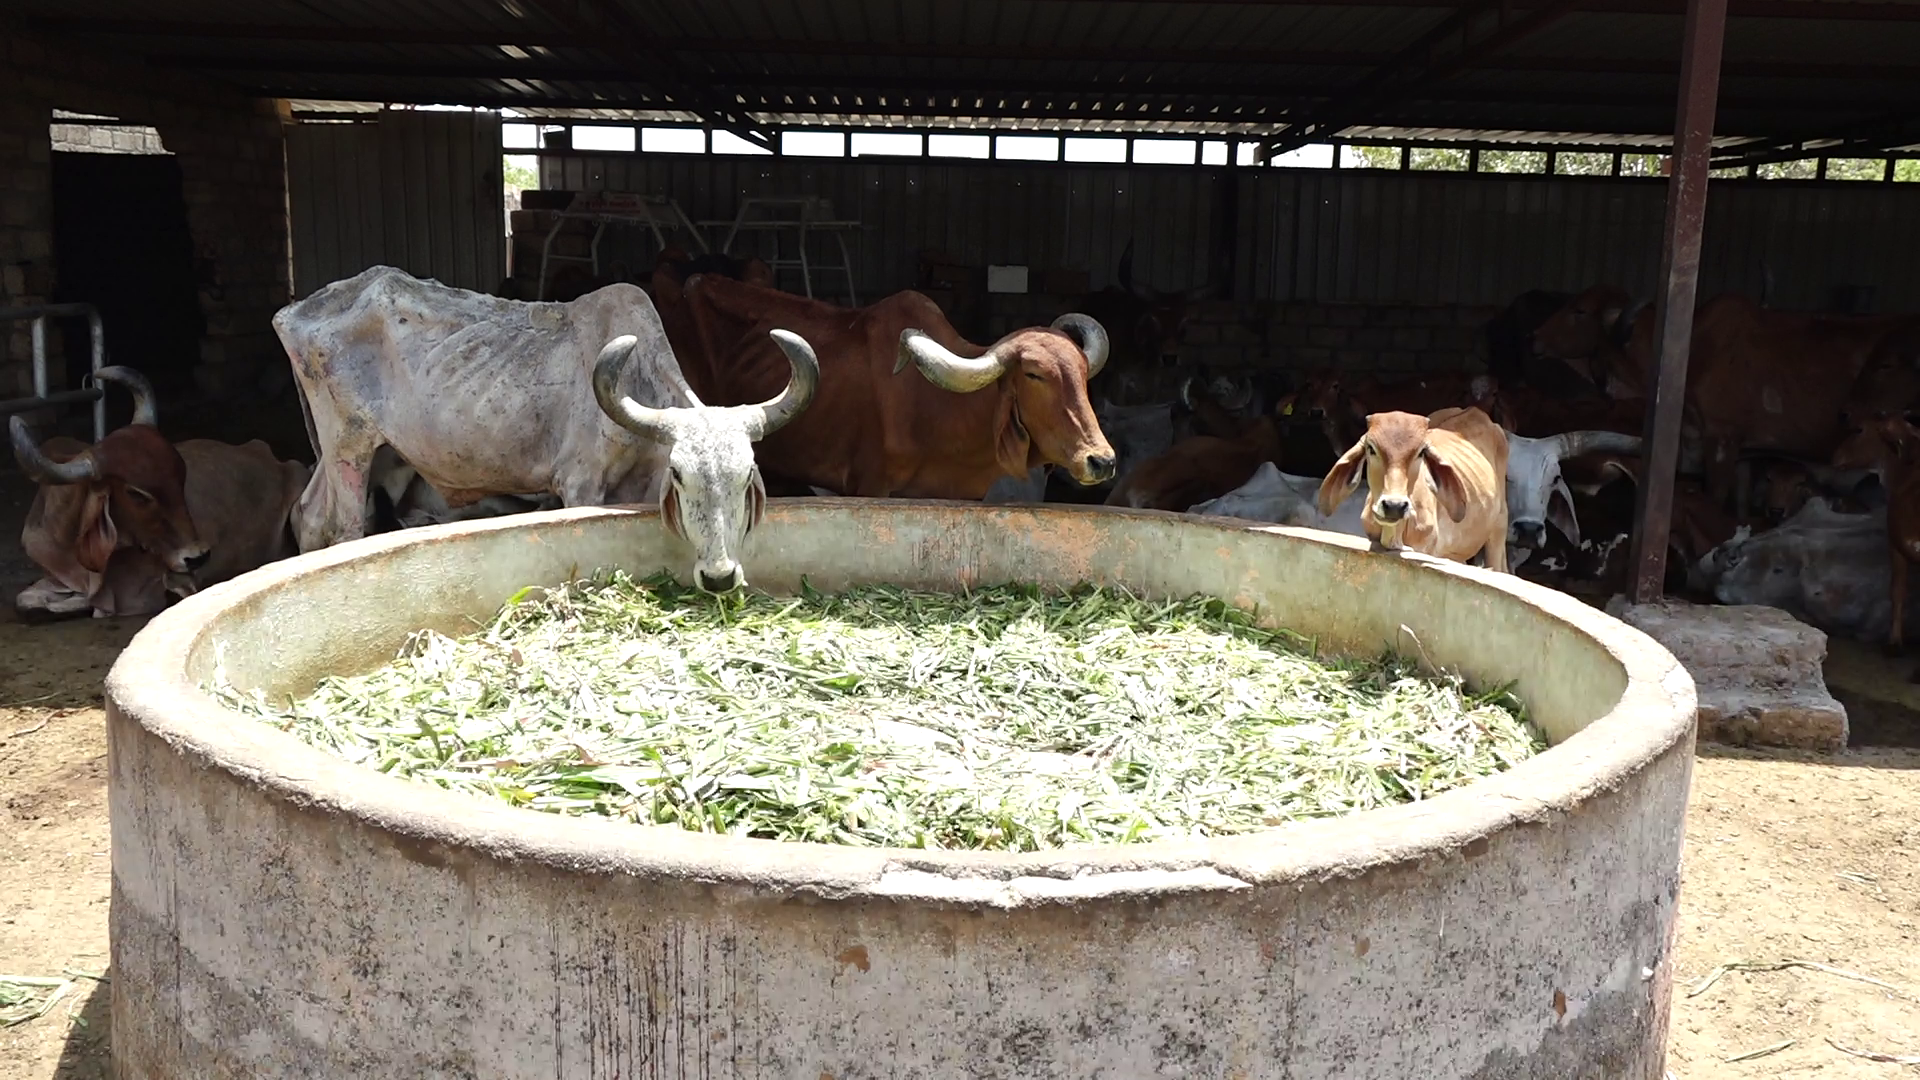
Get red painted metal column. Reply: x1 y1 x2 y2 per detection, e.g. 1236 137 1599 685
1626 0 1729 603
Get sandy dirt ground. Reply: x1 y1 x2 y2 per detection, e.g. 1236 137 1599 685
1 464 1918 1077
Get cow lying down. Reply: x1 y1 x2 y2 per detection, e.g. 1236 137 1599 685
10 367 309 621
1186 462 1366 537
1691 497 1916 644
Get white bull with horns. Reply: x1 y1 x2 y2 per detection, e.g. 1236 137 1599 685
274 265 818 592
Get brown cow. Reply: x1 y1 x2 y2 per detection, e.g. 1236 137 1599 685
1830 416 1920 655
648 247 775 301
1535 284 1920 510
1840 318 1920 425
1287 370 1510 459
1103 388 1282 511
1317 406 1511 571
10 367 308 621
1070 240 1216 407
658 273 1114 500
1488 383 1645 441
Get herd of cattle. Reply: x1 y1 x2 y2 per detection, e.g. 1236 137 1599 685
11 253 1920 658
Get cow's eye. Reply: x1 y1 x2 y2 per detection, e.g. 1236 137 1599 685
1025 371 1044 382
125 486 154 505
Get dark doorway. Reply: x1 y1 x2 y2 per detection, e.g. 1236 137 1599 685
50 150 204 412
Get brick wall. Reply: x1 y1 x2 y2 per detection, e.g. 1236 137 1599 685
0 23 292 404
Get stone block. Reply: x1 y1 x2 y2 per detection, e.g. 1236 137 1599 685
1308 326 1344 348
1604 598 1847 751
1352 327 1394 350
1327 305 1365 327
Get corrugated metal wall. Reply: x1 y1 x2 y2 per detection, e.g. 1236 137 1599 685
289 112 504 298
540 154 1920 311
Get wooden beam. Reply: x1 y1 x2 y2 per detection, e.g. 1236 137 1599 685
1627 0 1728 603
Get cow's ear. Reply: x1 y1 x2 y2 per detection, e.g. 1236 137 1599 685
659 481 686 540
1547 478 1581 546
1316 439 1368 516
1600 303 1624 329
77 486 119 575
994 391 1032 477
746 469 767 530
1423 446 1471 523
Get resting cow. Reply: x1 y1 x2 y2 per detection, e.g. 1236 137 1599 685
1105 387 1282 511
1692 499 1905 646
10 367 308 621
1187 462 1367 537
655 273 1114 500
1534 283 1920 510
1317 406 1512 572
274 265 818 592
1069 240 1215 408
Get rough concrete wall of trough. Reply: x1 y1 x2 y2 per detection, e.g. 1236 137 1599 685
106 502 1696 1078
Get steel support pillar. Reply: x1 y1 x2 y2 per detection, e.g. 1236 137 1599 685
1626 0 1729 603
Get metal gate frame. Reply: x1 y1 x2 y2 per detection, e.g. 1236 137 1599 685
0 303 108 441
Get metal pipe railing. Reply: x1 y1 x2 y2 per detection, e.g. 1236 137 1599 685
0 303 107 441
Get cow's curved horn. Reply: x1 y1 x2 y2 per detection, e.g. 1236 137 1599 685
745 329 820 439
1117 240 1145 298
894 330 1006 394
1611 297 1650 347
9 416 96 485
88 366 158 428
1553 430 1643 460
592 335 677 444
1049 313 1109 378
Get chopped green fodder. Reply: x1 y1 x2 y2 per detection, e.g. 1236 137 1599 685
212 572 1543 851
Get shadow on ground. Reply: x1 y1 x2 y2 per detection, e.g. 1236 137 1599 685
53 978 110 1080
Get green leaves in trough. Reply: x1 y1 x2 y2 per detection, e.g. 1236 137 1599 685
215 571 1542 852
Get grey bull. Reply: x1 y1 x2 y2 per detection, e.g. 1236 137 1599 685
1501 430 1644 550
274 265 818 591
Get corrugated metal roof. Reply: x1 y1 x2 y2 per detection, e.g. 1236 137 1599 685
16 0 1920 145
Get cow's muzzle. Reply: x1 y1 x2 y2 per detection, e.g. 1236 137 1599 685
1373 495 1411 523
166 546 212 575
1509 520 1548 548
1079 453 1117 484
697 566 744 593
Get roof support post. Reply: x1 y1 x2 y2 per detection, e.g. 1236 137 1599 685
1626 0 1728 603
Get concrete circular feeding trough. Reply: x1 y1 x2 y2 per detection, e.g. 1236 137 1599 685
106 500 1695 1079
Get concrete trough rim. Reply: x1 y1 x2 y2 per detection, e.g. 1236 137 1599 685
105 498 1697 908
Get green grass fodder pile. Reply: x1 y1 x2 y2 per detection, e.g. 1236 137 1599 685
215 572 1543 851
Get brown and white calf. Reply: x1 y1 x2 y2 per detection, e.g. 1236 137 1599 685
1316 406 1512 572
